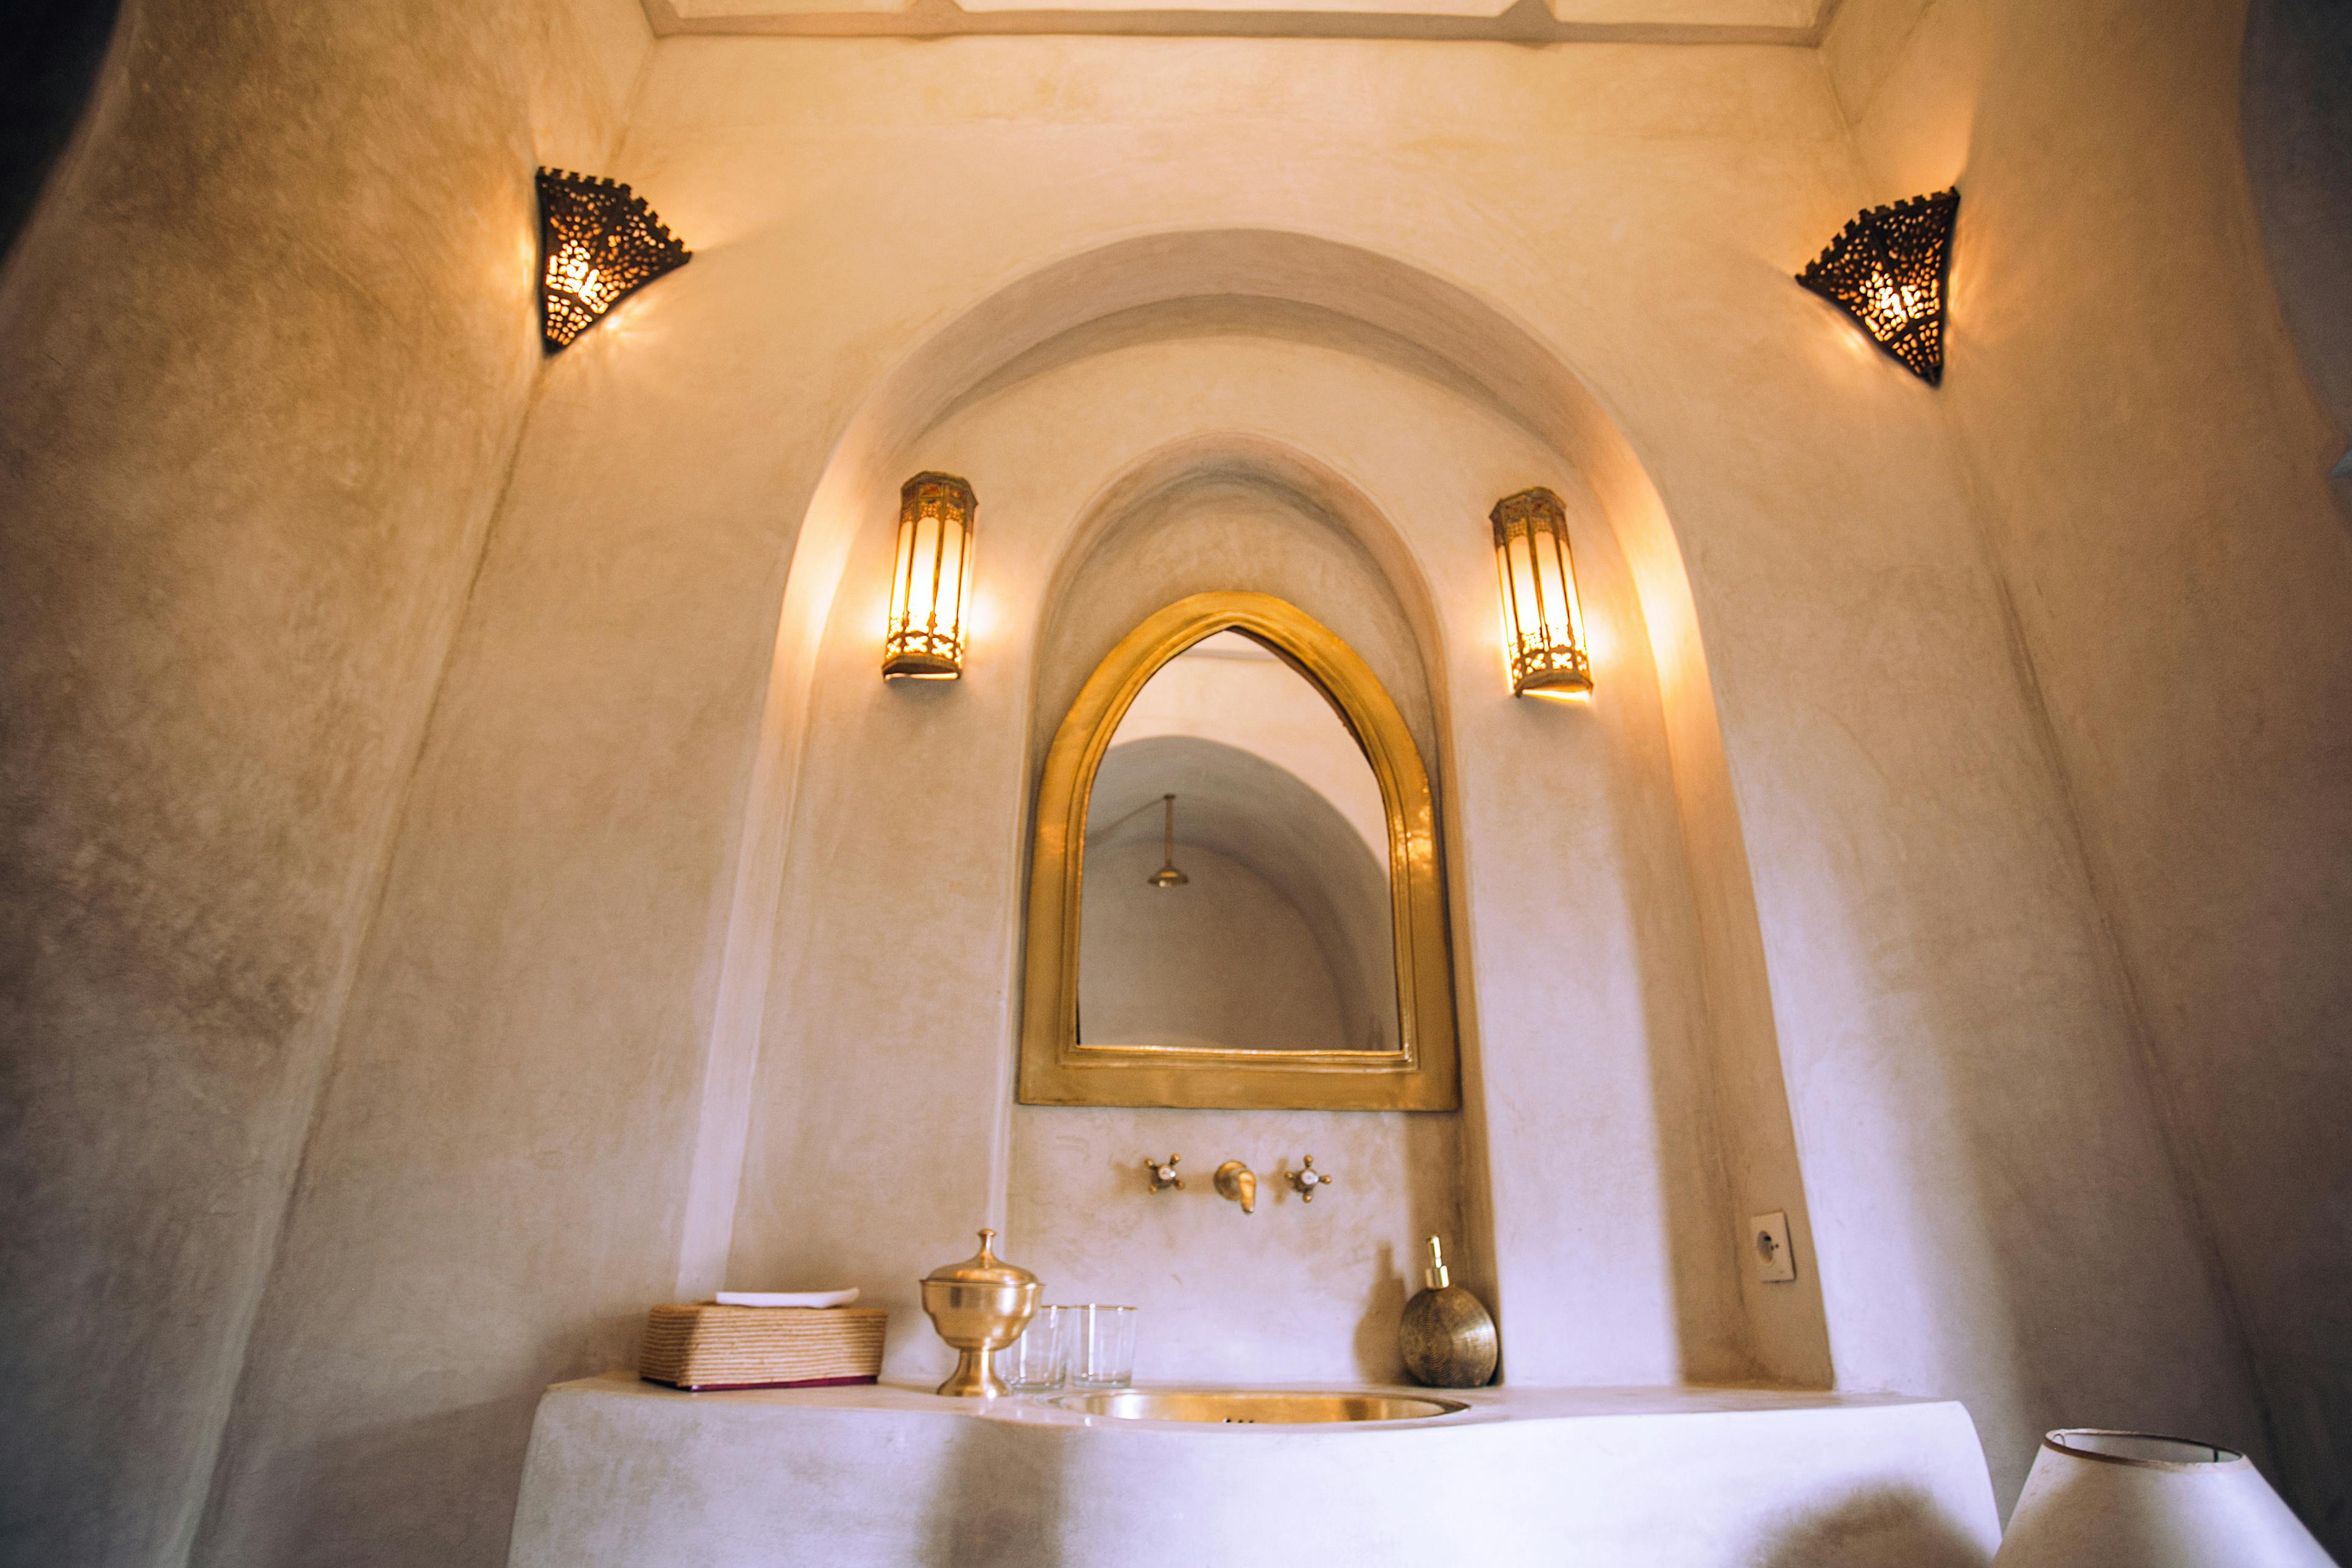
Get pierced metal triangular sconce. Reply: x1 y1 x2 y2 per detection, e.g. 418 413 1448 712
1797 188 1958 384
534 168 691 351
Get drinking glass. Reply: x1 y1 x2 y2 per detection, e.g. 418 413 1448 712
1068 1304 1139 1389
1002 1305 1067 1394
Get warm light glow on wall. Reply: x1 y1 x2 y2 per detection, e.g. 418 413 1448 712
883 472 976 679
1796 188 1958 384
534 169 691 351
1492 486 1592 702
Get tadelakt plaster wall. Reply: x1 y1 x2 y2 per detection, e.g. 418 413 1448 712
722 294 1787 1390
2241 0 2352 489
2 9 2339 1566
655 27 2264 1503
0 2 648 1566
1828 0 2352 1547
214 33 2253 1560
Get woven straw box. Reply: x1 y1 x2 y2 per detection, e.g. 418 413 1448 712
638 1304 888 1391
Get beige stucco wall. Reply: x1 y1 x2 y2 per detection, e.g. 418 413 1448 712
230 32 2245 1552
4 6 2338 1564
1829 0 2352 1546
0 3 648 1566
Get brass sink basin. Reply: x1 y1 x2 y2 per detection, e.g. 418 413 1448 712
1052 1390 1468 1424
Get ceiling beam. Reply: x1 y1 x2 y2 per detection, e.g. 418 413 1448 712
640 0 1835 45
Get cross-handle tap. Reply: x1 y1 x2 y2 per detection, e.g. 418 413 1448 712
1286 1154 1336 1203
1213 1160 1257 1215
1145 1153 1184 1193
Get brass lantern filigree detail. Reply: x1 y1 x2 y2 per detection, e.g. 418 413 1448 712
1796 188 1959 384
1492 486 1592 702
534 169 691 351
883 472 976 680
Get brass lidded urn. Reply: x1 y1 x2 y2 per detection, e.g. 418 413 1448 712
918 1229 1041 1397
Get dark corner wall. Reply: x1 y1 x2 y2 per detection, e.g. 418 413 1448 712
0 1 123 260
0 2 645 1565
2242 0 2352 493
1824 0 2352 1547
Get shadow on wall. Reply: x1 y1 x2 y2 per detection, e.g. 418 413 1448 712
0 0 122 260
1351 1238 1412 1379
196 1313 644 1567
1758 1486 1993 1568
923 1422 1068 1568
2241 0 2352 504
242 1394 542 1566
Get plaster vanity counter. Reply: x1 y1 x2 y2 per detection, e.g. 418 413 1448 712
506 1373 2000 1567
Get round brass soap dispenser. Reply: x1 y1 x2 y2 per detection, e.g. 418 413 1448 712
1399 1235 1498 1388
918 1229 1041 1398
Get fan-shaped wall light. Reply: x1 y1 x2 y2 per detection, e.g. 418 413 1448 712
1796 188 1958 384
1493 486 1592 702
883 472 977 680
534 168 691 351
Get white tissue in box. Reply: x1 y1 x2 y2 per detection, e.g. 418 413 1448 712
712 1288 860 1308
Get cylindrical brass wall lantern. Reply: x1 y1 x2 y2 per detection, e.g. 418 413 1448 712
883 472 977 680
1492 486 1592 702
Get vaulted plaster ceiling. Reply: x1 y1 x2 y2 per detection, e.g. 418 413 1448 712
644 0 1833 41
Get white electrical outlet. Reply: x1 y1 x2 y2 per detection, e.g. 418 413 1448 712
1750 1210 1796 1283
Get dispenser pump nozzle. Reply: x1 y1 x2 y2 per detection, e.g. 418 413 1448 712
1424 1234 1450 1290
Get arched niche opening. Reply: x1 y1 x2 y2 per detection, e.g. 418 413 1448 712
1007 444 1467 1382
692 227 1829 1391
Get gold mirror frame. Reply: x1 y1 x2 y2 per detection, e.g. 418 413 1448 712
1018 592 1460 1111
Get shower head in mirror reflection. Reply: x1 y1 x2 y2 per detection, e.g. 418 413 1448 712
1146 794 1188 888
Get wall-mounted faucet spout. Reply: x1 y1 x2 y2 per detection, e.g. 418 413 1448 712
1213 1160 1256 1215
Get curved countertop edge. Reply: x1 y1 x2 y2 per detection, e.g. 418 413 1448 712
545 1369 1966 1433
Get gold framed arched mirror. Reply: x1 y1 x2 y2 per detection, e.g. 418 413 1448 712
1018 592 1458 1111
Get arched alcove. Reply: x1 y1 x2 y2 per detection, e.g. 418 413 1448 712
689 227 1829 1390
997 447 1470 1381
1032 449 1444 770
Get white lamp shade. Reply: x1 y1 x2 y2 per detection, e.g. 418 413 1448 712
1993 1430 2333 1568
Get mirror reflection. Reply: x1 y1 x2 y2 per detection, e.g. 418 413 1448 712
1077 631 1398 1056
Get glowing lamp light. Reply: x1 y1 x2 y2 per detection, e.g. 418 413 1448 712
1492 486 1592 702
883 472 977 680
1796 188 1959 384
534 169 691 351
